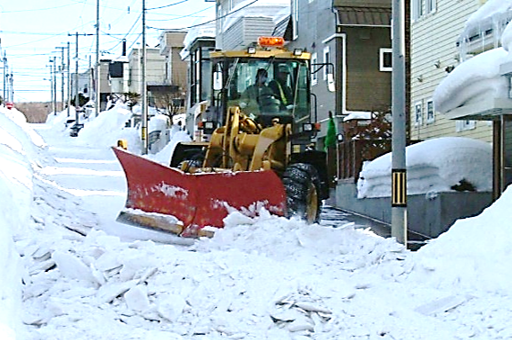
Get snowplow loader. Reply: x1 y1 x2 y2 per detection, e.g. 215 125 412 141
113 37 331 237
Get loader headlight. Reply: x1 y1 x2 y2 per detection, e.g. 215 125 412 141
204 121 215 130
303 123 313 132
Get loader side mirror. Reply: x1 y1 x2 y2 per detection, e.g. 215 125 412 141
213 71 223 91
327 73 335 92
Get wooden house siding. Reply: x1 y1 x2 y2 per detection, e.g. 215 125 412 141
344 26 391 112
410 0 492 143
222 16 276 51
289 0 337 127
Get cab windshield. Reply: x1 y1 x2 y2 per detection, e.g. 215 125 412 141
219 58 310 128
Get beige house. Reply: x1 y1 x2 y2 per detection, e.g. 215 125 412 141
127 47 167 94
410 0 512 198
158 30 188 101
409 0 491 143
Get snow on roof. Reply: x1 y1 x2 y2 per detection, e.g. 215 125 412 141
458 0 512 55
435 2 512 114
343 111 372 122
432 47 509 114
182 17 216 52
465 0 512 29
112 55 129 63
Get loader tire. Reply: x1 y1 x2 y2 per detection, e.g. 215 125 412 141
282 163 321 224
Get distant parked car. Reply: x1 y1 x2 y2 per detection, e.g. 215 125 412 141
69 123 84 137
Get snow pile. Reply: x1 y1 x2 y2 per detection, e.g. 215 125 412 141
411 186 512 294
148 125 191 166
0 106 49 339
357 137 492 198
75 102 140 152
45 107 77 130
18 209 459 339
2 98 512 338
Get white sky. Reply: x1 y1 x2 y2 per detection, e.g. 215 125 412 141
0 0 215 103
1 90 511 340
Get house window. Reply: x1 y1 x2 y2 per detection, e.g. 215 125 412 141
456 120 476 132
414 102 423 125
379 48 392 72
217 4 224 33
412 0 424 21
292 0 299 40
426 100 434 123
426 0 436 14
323 46 330 80
311 52 318 86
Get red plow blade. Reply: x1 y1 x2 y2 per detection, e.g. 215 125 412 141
112 147 286 237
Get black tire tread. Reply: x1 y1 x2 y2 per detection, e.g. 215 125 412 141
282 163 321 223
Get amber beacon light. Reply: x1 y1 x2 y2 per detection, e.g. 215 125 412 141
258 36 285 48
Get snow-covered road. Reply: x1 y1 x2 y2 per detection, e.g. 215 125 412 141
1 106 510 339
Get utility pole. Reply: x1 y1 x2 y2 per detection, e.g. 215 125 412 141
89 54 93 100
391 0 407 245
48 61 54 113
141 0 148 154
0 39 3 102
56 46 67 111
49 56 57 114
95 0 100 116
75 32 79 125
8 71 13 102
53 56 57 113
68 32 94 124
67 41 71 117
2 52 6 102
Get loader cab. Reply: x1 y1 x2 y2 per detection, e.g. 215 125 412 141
209 48 314 142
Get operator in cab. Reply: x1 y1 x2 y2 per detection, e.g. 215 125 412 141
269 65 294 110
239 68 281 118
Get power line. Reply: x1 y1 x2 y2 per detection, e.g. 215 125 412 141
2 3 78 13
105 0 138 27
4 22 96 48
146 6 212 22
147 0 188 11
0 31 67 36
148 0 258 30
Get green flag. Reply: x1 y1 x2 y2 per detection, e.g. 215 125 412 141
324 111 337 151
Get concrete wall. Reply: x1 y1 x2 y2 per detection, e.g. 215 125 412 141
333 182 493 238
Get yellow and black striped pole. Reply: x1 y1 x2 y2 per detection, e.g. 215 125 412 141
392 169 407 207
